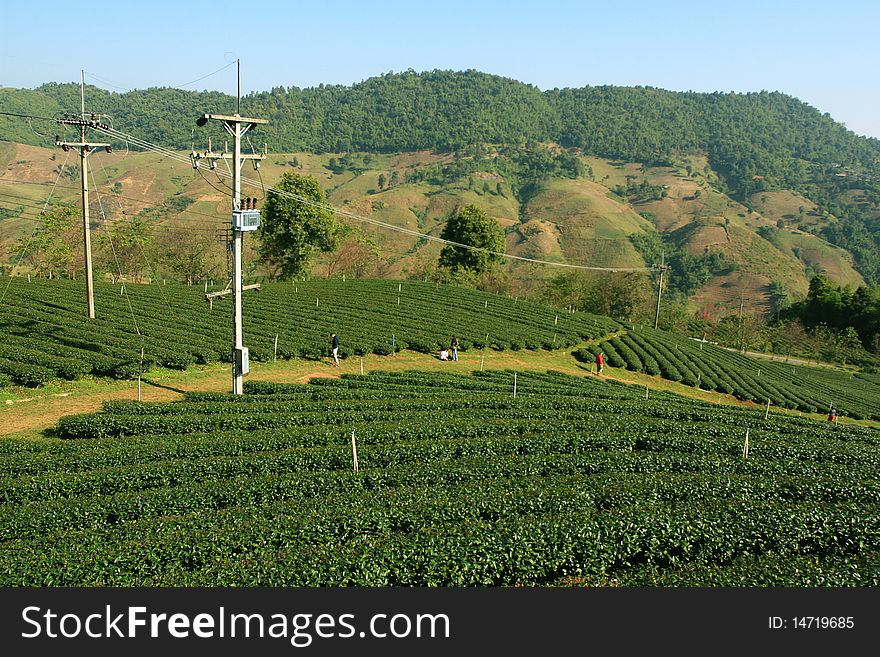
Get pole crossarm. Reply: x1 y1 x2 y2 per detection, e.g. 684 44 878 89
205 283 261 301
55 140 111 151
198 113 268 125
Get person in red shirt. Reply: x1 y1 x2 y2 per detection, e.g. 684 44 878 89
596 351 604 374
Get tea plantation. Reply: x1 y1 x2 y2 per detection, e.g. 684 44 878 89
0 276 619 386
2 369 878 586
575 328 880 421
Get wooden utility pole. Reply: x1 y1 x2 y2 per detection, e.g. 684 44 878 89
191 60 267 394
652 257 671 330
54 71 112 319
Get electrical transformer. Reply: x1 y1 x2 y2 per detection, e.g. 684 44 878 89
232 209 260 231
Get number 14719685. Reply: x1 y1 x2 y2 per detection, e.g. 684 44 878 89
769 616 854 630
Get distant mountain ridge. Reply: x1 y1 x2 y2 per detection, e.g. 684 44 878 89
4 70 879 180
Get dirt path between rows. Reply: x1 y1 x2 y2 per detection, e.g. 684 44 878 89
719 346 841 370
3 346 865 438
0 364 343 437
1 344 614 437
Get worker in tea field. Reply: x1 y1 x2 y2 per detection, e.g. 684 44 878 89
828 407 837 423
451 335 460 361
596 351 604 374
439 346 450 361
331 332 340 367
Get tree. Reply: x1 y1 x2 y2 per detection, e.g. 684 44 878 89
592 271 650 322
548 270 650 322
838 326 864 366
775 319 809 359
10 205 81 278
160 225 224 285
438 204 504 276
95 217 154 282
257 171 338 280
378 173 386 190
323 227 381 278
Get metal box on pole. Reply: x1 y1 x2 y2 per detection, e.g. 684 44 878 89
232 209 260 231
235 346 250 376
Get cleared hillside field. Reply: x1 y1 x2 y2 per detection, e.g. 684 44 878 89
0 276 620 387
1 369 878 586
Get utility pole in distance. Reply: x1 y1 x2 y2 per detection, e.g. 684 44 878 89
738 289 749 353
652 256 671 330
191 62 267 395
54 71 112 319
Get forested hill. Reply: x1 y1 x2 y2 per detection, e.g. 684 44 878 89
3 70 879 191
3 70 879 281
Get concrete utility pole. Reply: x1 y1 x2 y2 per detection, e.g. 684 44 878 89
652 256 671 330
191 61 267 394
54 71 112 319
738 290 748 353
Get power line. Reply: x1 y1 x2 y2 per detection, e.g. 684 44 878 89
6 114 657 273
94 124 656 274
89 165 141 336
1 208 226 234
0 180 234 225
0 111 58 122
171 61 238 90
84 61 239 94
0 148 72 305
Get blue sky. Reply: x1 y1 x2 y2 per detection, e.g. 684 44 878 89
4 1 879 137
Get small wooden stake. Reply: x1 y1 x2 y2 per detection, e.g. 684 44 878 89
764 398 770 419
743 429 750 459
274 334 279 362
513 372 517 398
351 430 359 473
137 346 144 402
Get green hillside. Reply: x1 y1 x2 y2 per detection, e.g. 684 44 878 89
0 139 873 320
2 70 879 284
